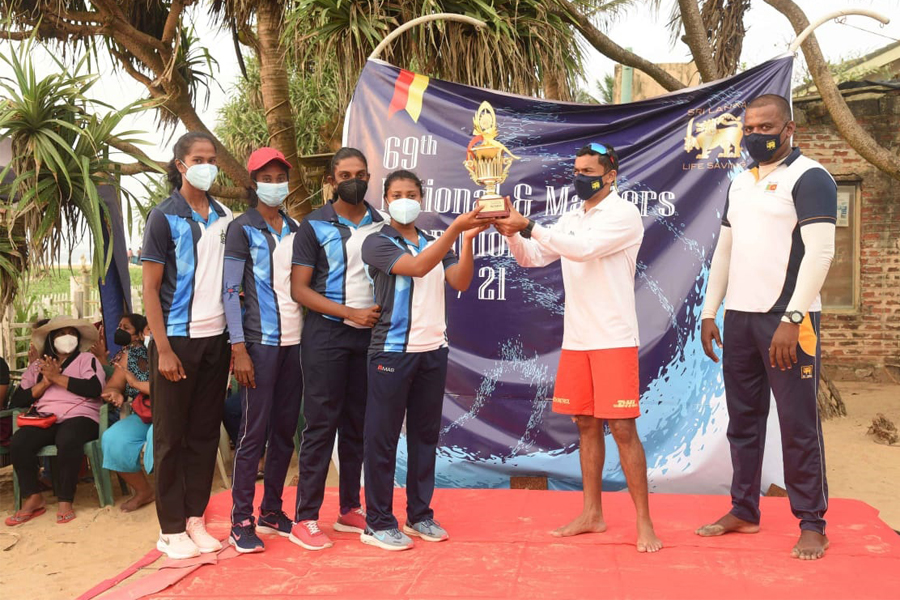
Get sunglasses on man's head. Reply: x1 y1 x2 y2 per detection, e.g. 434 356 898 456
588 143 617 166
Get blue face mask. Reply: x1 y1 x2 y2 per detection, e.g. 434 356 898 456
181 162 218 191
744 123 789 163
388 198 421 225
256 182 289 207
573 172 610 201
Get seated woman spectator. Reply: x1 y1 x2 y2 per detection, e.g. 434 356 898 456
4 319 51 477
100 314 154 512
5 316 106 526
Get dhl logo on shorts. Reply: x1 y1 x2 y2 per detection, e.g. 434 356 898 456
553 397 570 405
614 400 638 408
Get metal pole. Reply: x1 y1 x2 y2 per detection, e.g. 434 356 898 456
369 13 487 61
621 47 634 103
789 10 890 53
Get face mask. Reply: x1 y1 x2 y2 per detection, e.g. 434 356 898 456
113 328 133 347
744 123 788 163
181 162 218 191
388 198 421 225
144 335 152 349
573 173 609 201
336 178 368 205
53 334 78 354
256 182 289 207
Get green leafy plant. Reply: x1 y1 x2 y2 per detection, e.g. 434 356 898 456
0 38 162 311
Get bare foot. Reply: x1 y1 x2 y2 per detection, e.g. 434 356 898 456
695 513 760 537
20 493 46 514
57 501 76 524
792 530 829 560
550 512 607 537
120 491 155 513
636 519 663 553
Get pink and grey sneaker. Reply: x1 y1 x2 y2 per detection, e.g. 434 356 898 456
289 520 334 551
333 508 367 534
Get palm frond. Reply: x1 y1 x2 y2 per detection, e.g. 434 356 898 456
0 36 158 310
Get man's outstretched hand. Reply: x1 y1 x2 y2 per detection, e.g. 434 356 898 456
494 197 529 237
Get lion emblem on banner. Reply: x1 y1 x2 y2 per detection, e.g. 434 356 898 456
683 113 743 159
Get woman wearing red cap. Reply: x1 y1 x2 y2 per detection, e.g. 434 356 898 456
222 147 304 553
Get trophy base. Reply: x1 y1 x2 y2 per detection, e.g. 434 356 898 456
475 195 509 218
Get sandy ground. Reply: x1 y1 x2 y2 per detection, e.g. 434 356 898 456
1 382 897 600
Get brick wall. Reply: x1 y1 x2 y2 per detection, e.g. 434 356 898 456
793 91 900 381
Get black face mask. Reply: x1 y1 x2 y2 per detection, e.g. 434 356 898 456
573 172 611 201
113 328 133 347
335 178 368 205
744 122 789 163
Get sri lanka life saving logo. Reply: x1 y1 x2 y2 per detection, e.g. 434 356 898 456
388 69 430 122
683 112 743 160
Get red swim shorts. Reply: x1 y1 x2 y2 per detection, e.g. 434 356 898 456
552 347 641 419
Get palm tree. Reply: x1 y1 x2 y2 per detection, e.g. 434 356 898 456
287 0 601 106
0 40 162 310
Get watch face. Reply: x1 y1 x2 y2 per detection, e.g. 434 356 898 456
791 313 803 324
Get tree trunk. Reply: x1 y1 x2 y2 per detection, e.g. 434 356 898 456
678 0 719 82
541 53 563 101
556 1 686 93
764 0 900 182
256 0 310 219
817 367 847 420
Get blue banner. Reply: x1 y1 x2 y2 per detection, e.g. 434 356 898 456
345 56 794 492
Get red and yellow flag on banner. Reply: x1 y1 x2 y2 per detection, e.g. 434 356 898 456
387 69 430 122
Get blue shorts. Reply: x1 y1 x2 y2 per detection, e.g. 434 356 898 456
101 413 154 473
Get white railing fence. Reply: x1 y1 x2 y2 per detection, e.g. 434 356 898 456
0 271 143 376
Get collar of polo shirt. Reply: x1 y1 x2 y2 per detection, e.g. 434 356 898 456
581 189 621 214
245 206 298 233
321 199 385 224
170 189 227 220
747 146 802 171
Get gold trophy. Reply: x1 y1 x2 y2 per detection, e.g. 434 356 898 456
464 101 519 218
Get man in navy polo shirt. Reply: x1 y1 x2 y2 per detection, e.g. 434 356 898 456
289 148 385 550
696 95 836 561
223 147 303 553
142 132 233 560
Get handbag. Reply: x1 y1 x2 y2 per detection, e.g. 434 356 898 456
132 393 152 424
16 406 58 429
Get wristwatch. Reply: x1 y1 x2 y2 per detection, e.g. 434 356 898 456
784 310 804 325
520 219 536 239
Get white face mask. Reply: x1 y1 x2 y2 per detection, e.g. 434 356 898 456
181 162 218 191
256 182 289 207
388 198 421 225
53 334 78 354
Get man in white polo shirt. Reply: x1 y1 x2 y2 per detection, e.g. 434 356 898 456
496 143 662 553
695 95 836 561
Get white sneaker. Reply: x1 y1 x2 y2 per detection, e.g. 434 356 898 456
186 516 223 553
157 531 201 560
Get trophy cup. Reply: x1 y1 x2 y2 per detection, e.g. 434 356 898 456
463 101 518 218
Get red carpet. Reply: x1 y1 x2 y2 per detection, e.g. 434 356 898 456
97 486 900 600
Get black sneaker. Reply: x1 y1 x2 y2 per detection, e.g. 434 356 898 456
229 518 265 553
257 509 293 537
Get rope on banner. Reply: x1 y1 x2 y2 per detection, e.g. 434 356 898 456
834 17 900 43
789 9 891 53
369 13 487 61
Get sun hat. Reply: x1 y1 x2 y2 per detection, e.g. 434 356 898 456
31 315 99 354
